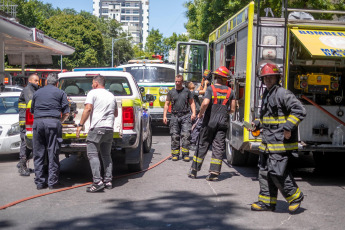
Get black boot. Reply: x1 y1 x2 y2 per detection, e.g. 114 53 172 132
18 159 30 176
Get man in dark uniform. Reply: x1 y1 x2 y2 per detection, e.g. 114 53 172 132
31 73 70 190
248 62 306 213
163 74 196 162
17 74 40 176
188 66 235 181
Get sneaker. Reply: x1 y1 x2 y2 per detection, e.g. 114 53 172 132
37 184 48 190
171 155 179 161
187 168 197 179
86 181 105 193
183 156 190 162
251 201 276 211
206 173 219 181
105 181 113 190
289 196 304 213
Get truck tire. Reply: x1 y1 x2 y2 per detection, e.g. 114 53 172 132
226 142 247 166
246 152 259 166
143 124 152 153
127 133 144 172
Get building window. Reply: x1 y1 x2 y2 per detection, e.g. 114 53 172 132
125 3 130 7
135 3 140 7
121 2 125 7
121 9 125 13
121 16 125 20
126 16 130 21
102 8 108 14
133 10 139 14
126 9 130 14
133 16 139 21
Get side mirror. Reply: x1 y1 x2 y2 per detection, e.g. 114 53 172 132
139 87 145 93
145 94 155 102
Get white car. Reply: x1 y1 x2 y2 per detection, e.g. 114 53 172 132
0 92 21 154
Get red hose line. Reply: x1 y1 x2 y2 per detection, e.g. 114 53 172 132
0 155 171 210
301 95 345 127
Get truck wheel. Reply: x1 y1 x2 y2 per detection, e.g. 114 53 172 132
143 124 152 153
127 133 144 172
246 152 259 166
226 142 247 166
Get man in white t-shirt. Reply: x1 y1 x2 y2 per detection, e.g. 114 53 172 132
76 75 118 193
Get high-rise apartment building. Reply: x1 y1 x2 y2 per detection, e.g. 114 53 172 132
93 0 149 47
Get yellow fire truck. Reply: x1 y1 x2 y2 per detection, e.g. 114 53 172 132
176 1 345 166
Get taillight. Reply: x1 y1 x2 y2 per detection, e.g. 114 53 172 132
300 81 308 88
331 82 339 89
25 109 34 131
122 107 134 130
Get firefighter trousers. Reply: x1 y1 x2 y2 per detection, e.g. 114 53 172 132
191 125 226 174
257 152 304 206
169 113 192 157
19 126 31 160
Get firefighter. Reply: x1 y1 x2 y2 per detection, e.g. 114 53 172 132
31 73 70 190
248 62 306 213
188 66 235 181
163 74 196 162
16 74 39 176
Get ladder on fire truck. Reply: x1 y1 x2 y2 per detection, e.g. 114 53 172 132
253 0 289 119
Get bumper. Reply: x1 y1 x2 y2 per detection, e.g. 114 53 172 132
61 133 138 153
150 113 171 123
0 134 21 154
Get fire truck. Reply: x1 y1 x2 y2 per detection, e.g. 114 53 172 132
176 1 345 166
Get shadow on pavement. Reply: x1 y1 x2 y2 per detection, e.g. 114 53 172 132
34 191 244 230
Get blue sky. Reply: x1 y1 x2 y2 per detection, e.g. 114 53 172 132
41 0 188 38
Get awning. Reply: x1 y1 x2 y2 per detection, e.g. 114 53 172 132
291 29 345 58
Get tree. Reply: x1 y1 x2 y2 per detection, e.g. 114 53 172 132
163 32 189 51
12 0 46 27
133 44 154 59
145 28 164 55
39 14 105 69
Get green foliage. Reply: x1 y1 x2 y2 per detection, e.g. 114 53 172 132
145 28 164 54
39 14 105 69
163 32 189 51
133 44 154 59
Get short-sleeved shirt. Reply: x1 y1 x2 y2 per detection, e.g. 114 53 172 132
204 84 235 110
85 88 117 129
31 84 70 118
192 90 201 113
166 87 192 114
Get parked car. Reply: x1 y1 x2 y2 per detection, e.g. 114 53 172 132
0 85 23 92
0 92 21 154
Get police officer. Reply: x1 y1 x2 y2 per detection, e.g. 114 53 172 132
17 74 39 176
248 62 306 213
163 74 196 162
31 73 70 190
188 66 235 181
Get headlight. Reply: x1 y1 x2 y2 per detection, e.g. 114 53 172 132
159 87 169 95
7 122 20 136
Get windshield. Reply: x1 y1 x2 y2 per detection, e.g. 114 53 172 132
126 66 175 83
0 96 19 114
59 77 132 96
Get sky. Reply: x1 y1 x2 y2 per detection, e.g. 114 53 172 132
40 0 188 38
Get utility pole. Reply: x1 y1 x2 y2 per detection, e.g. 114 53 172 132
111 36 130 67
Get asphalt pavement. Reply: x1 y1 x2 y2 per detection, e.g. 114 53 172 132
1 127 345 230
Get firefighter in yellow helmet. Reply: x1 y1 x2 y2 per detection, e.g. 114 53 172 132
188 66 235 181
248 62 306 213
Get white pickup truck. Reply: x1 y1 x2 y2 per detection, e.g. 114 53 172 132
26 68 153 172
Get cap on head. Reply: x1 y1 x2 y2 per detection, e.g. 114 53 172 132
213 66 230 78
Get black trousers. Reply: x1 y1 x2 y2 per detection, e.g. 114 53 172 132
169 113 192 156
191 125 226 173
33 118 62 187
257 152 303 206
19 126 31 159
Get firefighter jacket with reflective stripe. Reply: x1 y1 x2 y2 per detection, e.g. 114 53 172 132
254 84 306 153
18 83 37 126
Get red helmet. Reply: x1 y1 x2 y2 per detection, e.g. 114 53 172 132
213 66 230 78
259 63 281 77
203 69 211 77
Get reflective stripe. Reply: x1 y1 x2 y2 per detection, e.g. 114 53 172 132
259 142 298 152
258 195 277 204
212 96 227 99
210 158 222 165
27 100 32 109
171 149 179 154
19 121 26 125
193 156 203 163
287 114 300 125
286 188 301 203
18 103 27 109
181 147 189 153
262 116 287 124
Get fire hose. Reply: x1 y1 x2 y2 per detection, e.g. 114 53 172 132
301 95 345 127
0 155 171 210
